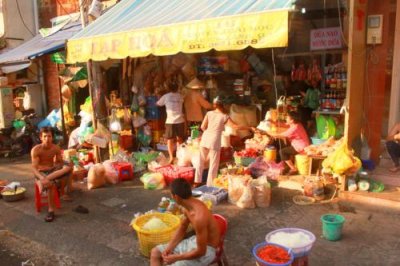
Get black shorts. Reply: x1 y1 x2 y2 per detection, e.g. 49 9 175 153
280 146 298 161
165 123 185 139
35 164 71 190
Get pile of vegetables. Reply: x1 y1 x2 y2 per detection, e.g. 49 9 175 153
235 148 259 158
257 244 291 264
245 133 271 150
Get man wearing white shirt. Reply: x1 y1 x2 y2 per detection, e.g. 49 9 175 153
157 81 185 164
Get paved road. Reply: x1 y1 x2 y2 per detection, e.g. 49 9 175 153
1 157 400 265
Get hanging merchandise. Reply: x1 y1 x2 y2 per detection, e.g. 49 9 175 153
110 109 121 132
316 115 336 140
360 131 371 160
137 127 152 147
132 112 147 128
23 90 32 110
88 0 103 18
131 94 140 112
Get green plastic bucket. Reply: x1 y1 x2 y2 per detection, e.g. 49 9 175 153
321 214 345 241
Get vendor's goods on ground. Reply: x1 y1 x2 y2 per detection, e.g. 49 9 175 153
228 175 271 209
155 165 195 185
132 212 181 257
192 185 228 206
321 138 361 175
253 242 294 266
265 228 316 258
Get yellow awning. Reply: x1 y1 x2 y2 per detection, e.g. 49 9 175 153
67 1 290 63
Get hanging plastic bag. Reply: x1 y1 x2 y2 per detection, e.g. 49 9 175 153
110 109 121 132
137 128 151 147
23 91 32 110
131 94 140 112
132 113 147 128
88 0 103 18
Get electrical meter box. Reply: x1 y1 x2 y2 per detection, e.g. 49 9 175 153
367 15 383 44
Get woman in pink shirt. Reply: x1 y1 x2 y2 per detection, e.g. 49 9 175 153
269 111 310 175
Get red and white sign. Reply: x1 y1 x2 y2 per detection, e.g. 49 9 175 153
310 27 342 50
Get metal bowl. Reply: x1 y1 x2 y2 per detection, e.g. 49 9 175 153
1 187 26 202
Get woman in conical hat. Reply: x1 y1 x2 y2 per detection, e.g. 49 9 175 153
183 78 212 130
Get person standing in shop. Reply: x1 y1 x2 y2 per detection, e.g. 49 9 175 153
157 81 185 164
183 78 213 130
194 97 251 187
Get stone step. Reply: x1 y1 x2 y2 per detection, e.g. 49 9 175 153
339 186 400 212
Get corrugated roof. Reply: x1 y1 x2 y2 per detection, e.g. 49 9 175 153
0 21 81 65
70 0 293 40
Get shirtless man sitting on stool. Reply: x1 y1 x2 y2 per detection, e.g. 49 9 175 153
31 127 73 222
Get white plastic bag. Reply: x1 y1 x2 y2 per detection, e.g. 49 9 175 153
177 144 192 167
23 91 31 110
237 179 255 209
88 0 103 18
252 176 271 208
103 160 118 184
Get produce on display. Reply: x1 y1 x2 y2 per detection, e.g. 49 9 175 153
142 217 169 231
303 137 339 157
268 231 313 249
257 244 291 264
245 133 271 150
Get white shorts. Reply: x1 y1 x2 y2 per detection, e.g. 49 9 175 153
157 236 216 266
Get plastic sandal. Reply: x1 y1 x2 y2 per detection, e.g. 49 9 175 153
44 212 55 222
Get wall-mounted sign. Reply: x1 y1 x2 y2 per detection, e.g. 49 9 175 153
310 27 342 50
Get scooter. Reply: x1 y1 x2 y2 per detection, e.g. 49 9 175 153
0 126 23 157
14 113 41 154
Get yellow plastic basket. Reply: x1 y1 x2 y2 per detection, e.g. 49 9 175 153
132 212 181 257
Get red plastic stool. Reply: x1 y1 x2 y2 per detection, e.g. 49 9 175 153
35 182 61 213
112 162 134 182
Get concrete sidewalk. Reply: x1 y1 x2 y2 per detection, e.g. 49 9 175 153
1 157 400 266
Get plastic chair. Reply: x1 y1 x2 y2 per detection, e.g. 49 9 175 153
209 214 229 266
34 182 61 213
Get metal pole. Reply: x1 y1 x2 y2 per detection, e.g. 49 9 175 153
57 64 67 145
79 0 101 162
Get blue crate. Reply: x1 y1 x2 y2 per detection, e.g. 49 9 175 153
145 106 161 120
192 185 228 205
146 96 159 107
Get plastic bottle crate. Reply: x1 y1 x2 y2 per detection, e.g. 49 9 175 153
155 165 194 185
112 162 134 182
145 106 161 120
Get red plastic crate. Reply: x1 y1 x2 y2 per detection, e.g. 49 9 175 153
155 165 194 185
112 162 134 182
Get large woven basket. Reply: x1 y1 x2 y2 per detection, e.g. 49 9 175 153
132 212 181 257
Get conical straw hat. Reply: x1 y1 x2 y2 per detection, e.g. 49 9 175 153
186 78 205 89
